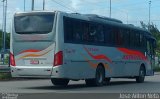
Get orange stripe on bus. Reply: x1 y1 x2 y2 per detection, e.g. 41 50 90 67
19 49 41 54
81 53 111 73
84 46 112 63
17 50 51 60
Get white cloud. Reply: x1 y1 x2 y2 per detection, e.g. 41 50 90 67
0 0 160 31
70 0 81 9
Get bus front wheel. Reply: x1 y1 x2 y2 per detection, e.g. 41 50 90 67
51 78 69 86
85 65 105 86
136 66 145 83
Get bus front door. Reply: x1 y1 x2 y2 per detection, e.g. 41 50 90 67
146 39 155 75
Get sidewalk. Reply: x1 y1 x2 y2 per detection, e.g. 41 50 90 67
154 72 160 75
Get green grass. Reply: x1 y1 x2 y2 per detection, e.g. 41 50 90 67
154 66 160 72
0 73 11 80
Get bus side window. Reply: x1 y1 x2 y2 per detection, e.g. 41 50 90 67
135 32 140 47
123 29 130 47
96 25 104 43
118 29 124 46
87 23 102 43
130 30 135 48
147 41 151 54
89 23 97 42
113 27 120 46
140 34 143 48
104 25 112 45
150 40 155 55
72 19 83 42
82 22 89 42
64 17 73 42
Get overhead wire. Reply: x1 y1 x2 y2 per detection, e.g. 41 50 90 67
50 0 78 13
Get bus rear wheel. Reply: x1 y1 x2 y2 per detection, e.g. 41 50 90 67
85 65 105 86
103 78 111 85
136 66 145 83
51 78 69 86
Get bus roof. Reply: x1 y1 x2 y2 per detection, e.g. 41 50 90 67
59 11 151 35
14 10 152 36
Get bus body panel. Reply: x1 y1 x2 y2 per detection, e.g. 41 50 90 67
11 42 55 77
11 11 155 80
59 43 146 79
11 12 56 77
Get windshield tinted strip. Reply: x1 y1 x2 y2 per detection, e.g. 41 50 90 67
14 13 54 34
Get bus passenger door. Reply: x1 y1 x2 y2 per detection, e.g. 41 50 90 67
146 39 155 75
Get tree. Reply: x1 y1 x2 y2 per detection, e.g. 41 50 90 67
0 30 10 50
0 30 2 49
140 21 160 56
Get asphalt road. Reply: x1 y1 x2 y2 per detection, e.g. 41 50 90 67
0 74 160 94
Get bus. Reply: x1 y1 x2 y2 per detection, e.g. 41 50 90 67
10 11 156 86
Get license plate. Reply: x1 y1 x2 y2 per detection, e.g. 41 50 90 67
24 58 45 65
30 60 39 64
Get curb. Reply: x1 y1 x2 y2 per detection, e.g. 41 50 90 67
154 72 160 75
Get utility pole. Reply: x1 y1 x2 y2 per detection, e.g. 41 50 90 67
43 0 45 10
149 0 151 31
1 0 7 64
1 0 4 62
109 0 111 18
24 0 25 11
32 0 34 11
126 13 128 24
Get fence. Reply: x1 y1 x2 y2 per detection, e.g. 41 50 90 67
0 65 10 73
0 53 10 73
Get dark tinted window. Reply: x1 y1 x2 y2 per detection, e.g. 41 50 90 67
64 17 105 44
64 17 87 43
87 23 104 43
135 32 140 47
63 16 149 49
130 30 135 47
15 13 54 34
64 17 73 42
123 29 130 47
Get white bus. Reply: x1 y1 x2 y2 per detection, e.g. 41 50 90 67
10 11 156 86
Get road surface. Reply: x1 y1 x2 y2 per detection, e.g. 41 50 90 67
0 74 160 93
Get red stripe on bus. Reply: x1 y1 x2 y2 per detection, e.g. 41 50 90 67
80 53 112 73
19 49 41 54
84 47 112 63
117 48 147 60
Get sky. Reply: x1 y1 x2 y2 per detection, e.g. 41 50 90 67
0 0 160 32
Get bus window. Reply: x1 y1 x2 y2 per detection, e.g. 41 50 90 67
82 22 89 42
64 17 73 42
96 25 104 43
130 30 135 47
135 32 140 47
147 41 151 54
72 20 83 42
88 23 97 42
118 29 124 46
104 25 112 45
113 27 121 46
15 13 54 34
123 29 130 47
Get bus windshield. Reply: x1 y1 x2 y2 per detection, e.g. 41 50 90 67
14 13 54 34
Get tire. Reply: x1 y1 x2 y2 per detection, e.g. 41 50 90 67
85 65 105 86
51 78 69 86
136 66 145 83
103 78 111 85
85 79 95 86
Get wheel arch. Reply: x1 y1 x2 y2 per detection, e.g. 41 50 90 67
98 62 105 68
141 63 146 76
97 63 106 74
